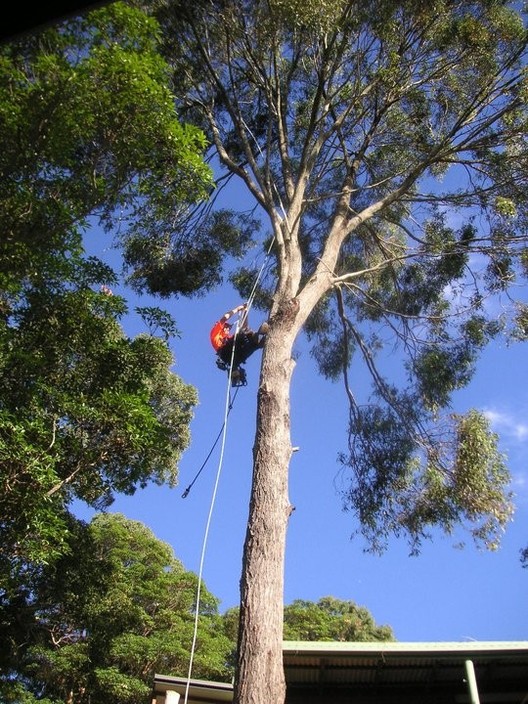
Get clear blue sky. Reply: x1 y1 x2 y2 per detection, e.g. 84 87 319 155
76 202 528 645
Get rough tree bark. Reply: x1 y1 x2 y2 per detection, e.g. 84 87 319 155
235 298 300 702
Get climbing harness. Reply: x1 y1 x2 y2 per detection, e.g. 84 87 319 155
215 357 247 386
212 235 275 387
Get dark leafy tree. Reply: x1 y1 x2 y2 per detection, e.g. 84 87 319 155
1 513 233 704
134 1 528 701
223 596 394 644
283 597 394 642
0 1 215 565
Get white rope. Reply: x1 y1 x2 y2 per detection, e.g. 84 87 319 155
242 236 276 321
183 335 237 704
184 117 287 700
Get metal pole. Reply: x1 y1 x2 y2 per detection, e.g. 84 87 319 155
464 659 481 704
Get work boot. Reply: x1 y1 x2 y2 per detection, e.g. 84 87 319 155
231 367 247 386
257 321 269 347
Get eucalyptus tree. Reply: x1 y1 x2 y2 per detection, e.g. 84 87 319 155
136 1 528 701
0 2 215 566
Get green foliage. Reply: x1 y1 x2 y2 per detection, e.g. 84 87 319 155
0 1 213 297
150 0 527 555
0 2 212 565
0 274 198 564
223 596 394 644
283 597 394 642
512 302 528 340
123 208 259 297
1 514 233 704
136 306 181 340
521 546 528 567
452 411 513 547
268 0 347 32
343 407 512 554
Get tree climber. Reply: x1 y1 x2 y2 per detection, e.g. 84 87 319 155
210 303 268 386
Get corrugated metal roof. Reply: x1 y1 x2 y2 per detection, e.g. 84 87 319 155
282 640 528 695
152 642 528 703
283 641 528 655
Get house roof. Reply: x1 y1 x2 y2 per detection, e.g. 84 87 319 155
152 641 528 703
153 675 233 703
282 640 528 696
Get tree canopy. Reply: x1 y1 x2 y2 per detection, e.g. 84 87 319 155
283 596 394 642
0 1 213 566
2 2 528 703
140 1 528 701
2 510 395 703
0 513 233 704
148 0 528 552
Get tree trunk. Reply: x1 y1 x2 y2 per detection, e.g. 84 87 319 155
233 300 299 704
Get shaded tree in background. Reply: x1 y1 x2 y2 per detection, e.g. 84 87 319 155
2 513 394 703
131 1 527 701
0 513 233 704
0 8 241 699
223 596 394 645
283 597 394 642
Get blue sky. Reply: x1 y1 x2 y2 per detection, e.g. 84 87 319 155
74 228 528 643
74 154 528 645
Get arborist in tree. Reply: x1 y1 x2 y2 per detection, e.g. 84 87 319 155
210 303 268 386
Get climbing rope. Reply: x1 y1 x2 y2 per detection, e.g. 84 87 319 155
183 325 238 704
181 387 240 499
182 240 276 701
243 235 276 321
184 117 290 699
